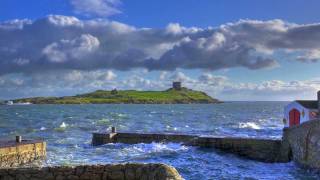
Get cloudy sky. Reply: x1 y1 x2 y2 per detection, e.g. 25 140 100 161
1 0 320 101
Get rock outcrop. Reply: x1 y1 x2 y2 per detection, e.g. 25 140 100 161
282 119 320 169
0 163 183 180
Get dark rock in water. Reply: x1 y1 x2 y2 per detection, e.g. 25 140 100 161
282 120 320 169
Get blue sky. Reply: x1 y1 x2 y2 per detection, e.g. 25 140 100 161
2 0 320 26
1 0 320 101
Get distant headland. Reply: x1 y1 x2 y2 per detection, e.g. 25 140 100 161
9 82 221 104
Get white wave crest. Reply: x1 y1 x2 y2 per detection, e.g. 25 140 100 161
239 122 261 130
121 142 189 156
60 122 67 128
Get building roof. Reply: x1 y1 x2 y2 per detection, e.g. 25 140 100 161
296 100 318 109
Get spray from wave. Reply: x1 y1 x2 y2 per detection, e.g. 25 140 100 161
239 122 261 130
54 122 68 132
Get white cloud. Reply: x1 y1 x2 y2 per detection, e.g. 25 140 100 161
46 15 82 27
42 34 100 63
220 79 320 100
166 23 184 35
70 0 121 17
0 19 31 30
159 71 168 80
298 49 320 62
170 72 194 82
99 70 117 81
203 32 226 51
198 73 228 86
64 70 84 82
108 21 135 34
2 16 320 75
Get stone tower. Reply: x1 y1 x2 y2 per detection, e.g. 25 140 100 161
172 82 182 90
318 91 320 117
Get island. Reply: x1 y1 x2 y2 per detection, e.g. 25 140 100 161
12 82 220 104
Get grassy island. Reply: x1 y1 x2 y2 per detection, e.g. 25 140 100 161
13 87 220 104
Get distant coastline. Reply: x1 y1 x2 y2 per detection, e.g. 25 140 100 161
9 87 221 104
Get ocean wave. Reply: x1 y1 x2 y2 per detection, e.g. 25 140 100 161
60 122 67 128
112 142 189 159
238 122 261 130
97 118 110 125
54 122 68 132
109 112 129 120
135 142 188 153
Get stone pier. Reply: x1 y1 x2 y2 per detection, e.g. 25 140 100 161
92 130 290 163
0 137 46 168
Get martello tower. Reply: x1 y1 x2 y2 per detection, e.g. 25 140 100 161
172 82 182 90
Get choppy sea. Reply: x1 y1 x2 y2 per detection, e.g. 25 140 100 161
0 102 319 179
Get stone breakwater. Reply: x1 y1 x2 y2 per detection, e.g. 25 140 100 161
92 132 290 163
0 163 182 180
0 140 46 168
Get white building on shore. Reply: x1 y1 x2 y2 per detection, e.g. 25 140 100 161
284 92 319 127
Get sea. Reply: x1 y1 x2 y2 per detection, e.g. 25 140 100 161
0 102 319 180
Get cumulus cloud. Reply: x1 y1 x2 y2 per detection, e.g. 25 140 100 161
297 49 320 62
170 72 194 82
98 70 117 80
0 19 32 30
70 0 121 17
1 16 320 76
42 34 100 63
0 70 119 98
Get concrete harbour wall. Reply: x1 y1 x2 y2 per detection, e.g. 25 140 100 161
0 140 46 168
193 136 289 162
92 132 290 163
0 163 182 180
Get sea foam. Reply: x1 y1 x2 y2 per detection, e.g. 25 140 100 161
239 122 261 130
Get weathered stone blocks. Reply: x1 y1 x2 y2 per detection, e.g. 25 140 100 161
0 163 182 180
0 140 46 168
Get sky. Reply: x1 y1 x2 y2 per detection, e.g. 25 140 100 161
1 0 320 101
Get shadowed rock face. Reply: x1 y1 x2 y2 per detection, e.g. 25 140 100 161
283 120 320 169
0 163 183 180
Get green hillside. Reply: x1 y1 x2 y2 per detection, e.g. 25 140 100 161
13 88 220 104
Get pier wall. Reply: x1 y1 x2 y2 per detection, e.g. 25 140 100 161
92 132 290 163
92 132 198 145
193 136 289 162
0 163 182 180
0 140 46 168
